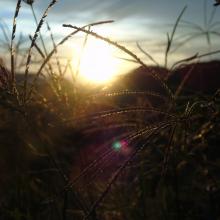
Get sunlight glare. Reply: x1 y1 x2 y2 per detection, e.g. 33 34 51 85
72 38 121 84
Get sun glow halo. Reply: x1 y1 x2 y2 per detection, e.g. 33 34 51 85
72 38 120 84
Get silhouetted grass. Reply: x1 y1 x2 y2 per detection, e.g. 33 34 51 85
0 1 219 220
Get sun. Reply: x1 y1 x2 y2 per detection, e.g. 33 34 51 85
72 38 121 84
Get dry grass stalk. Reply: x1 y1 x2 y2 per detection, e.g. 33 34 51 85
23 0 58 103
11 0 22 95
27 20 114 100
63 24 174 101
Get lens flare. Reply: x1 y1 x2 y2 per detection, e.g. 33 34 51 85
112 140 130 155
112 141 122 151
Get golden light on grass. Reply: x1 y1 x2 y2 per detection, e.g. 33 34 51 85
72 38 121 84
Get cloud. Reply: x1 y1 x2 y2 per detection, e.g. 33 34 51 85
1 0 220 66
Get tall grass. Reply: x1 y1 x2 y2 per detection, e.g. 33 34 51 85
0 1 220 220
23 0 58 103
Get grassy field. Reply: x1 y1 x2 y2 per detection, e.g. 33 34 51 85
0 1 220 219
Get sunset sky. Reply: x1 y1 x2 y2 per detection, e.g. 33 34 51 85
1 0 220 77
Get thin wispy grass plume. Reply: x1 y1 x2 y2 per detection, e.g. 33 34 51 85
0 1 220 220
23 0 58 103
10 0 21 97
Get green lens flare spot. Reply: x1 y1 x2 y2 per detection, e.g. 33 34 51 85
112 141 121 151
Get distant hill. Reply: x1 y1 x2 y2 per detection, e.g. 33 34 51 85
113 65 168 93
1 60 220 97
113 60 220 95
169 60 220 94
